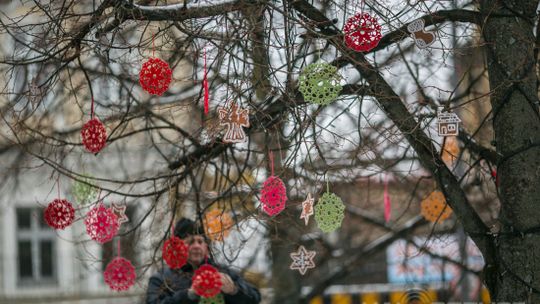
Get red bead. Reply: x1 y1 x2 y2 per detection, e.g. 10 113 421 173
343 12 382 52
81 118 107 153
139 57 172 96
104 256 136 291
85 203 119 244
260 176 287 216
162 236 189 269
192 264 222 298
44 199 75 230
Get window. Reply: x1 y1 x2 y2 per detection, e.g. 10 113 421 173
16 207 57 286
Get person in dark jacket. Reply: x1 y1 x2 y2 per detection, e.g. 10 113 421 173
146 218 261 304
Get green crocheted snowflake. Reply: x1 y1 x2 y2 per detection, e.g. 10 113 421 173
315 192 345 233
72 175 98 205
299 63 342 105
200 293 225 304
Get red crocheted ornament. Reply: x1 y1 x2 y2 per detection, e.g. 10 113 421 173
81 118 107 153
343 12 382 52
84 203 119 244
162 236 189 269
192 264 223 298
104 256 136 291
139 57 172 96
44 199 75 230
260 176 287 216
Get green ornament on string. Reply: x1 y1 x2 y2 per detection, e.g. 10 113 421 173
200 293 225 304
315 192 345 233
298 62 342 106
72 175 98 205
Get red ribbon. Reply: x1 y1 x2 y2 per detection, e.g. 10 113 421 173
203 48 209 114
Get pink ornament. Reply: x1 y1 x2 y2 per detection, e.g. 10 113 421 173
81 118 107 154
139 57 172 96
192 264 222 298
260 176 287 216
104 256 136 291
44 199 75 230
162 236 189 269
343 12 382 52
85 203 119 243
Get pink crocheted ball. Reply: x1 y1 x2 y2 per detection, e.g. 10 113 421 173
104 256 136 291
192 264 222 298
162 236 189 269
139 57 172 96
81 118 107 153
343 12 382 52
85 203 119 243
260 176 287 216
44 199 75 230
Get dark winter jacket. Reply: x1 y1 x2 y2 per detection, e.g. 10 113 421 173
146 261 261 304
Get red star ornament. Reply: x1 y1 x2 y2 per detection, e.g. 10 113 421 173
104 256 136 291
343 12 382 52
81 118 107 154
44 198 75 230
139 57 172 96
192 264 222 298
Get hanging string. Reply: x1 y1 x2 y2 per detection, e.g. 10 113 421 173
384 173 391 223
90 96 95 119
56 176 61 198
117 239 121 257
152 32 155 58
269 151 274 176
203 47 209 115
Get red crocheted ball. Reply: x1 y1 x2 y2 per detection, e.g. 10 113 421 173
81 118 107 154
84 203 119 244
162 236 189 269
44 199 75 230
104 256 136 291
343 12 382 52
260 176 287 216
139 57 172 96
192 264 223 298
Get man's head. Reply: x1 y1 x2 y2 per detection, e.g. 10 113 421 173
174 218 209 267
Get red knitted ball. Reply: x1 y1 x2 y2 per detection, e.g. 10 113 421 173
192 264 222 298
139 57 172 96
162 236 189 269
81 118 107 154
84 203 119 244
260 176 287 216
343 12 382 52
104 256 136 291
44 199 75 230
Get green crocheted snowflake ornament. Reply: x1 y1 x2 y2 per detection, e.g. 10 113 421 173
299 62 342 105
72 175 98 205
200 293 225 304
315 192 345 233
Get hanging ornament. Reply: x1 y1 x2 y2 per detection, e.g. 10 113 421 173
437 107 461 136
300 193 315 226
162 236 189 269
203 48 210 114
204 209 233 242
81 117 107 154
260 152 287 216
104 241 136 291
192 264 223 298
441 136 460 166
420 191 453 223
72 175 98 205
298 63 342 106
289 245 316 275
217 101 250 143
44 198 75 230
343 12 382 52
139 57 172 96
407 18 436 49
85 203 119 243
384 175 391 223
112 203 129 225
200 293 225 304
315 192 345 233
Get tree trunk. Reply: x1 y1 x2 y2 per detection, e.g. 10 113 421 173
480 0 540 301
